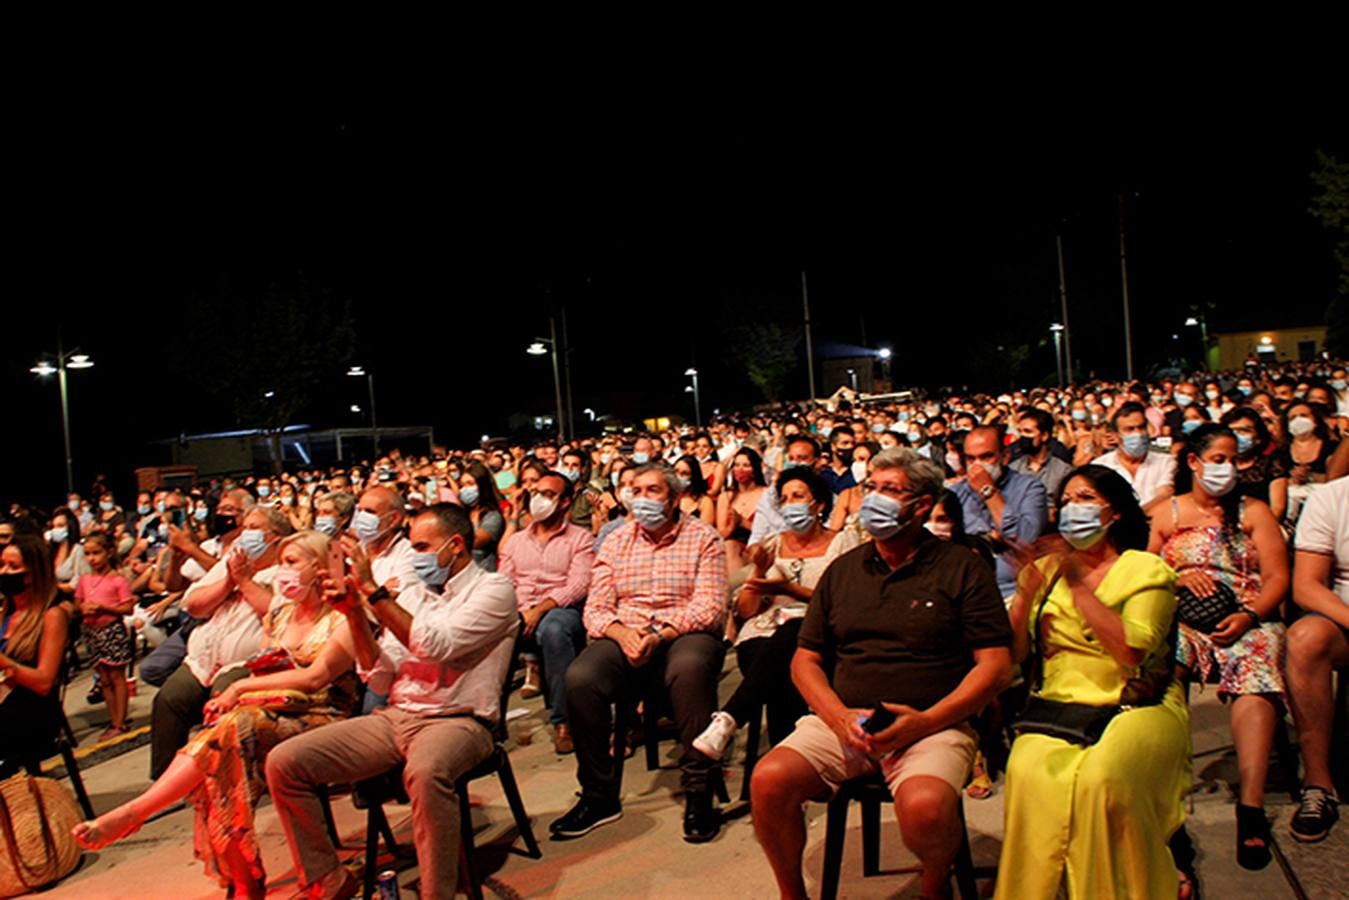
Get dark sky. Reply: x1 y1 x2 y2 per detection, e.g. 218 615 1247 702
4 64 1346 504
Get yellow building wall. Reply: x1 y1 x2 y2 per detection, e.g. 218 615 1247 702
1214 326 1327 370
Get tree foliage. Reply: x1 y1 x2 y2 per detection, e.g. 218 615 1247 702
721 289 802 403
1309 150 1349 356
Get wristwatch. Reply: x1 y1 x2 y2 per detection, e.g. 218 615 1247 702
367 586 392 606
979 483 995 499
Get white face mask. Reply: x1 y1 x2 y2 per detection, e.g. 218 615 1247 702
529 494 559 522
851 460 868 483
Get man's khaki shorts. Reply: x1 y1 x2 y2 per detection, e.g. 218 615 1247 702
776 714 977 799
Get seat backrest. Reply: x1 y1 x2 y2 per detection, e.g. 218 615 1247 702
489 616 527 743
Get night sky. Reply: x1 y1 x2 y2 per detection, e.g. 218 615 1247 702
5 64 1346 504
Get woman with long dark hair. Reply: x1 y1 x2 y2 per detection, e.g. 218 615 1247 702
0 534 69 778
999 465 1189 899
716 448 768 572
1220 406 1289 521
1148 423 1289 872
457 460 506 571
673 454 715 522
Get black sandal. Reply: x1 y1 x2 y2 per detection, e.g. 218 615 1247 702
1236 803 1272 870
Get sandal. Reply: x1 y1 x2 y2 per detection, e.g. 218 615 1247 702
72 806 145 850
965 751 993 800
1176 867 1200 900
98 724 130 741
1236 803 1272 870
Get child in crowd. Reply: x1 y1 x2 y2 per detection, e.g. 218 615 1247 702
75 533 136 738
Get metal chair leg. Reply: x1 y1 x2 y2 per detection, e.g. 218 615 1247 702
861 793 881 876
458 788 482 900
363 808 381 900
318 787 342 848
495 753 542 858
820 791 850 900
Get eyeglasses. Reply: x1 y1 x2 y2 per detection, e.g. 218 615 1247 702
861 481 916 501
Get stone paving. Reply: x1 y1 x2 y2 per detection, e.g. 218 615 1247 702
30 661 1349 898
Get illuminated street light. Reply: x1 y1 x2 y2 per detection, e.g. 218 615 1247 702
31 341 95 493
347 366 380 454
1050 323 1066 387
685 368 701 427
526 323 566 441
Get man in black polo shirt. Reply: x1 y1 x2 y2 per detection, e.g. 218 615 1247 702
750 447 1013 900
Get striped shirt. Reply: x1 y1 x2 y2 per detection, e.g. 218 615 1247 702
584 514 728 638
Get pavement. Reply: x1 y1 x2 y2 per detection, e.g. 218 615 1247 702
28 661 1349 898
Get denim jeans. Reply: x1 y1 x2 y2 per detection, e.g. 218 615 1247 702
521 606 586 726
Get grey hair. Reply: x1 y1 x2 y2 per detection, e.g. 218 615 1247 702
631 462 681 498
323 491 357 520
869 448 944 500
227 488 256 512
256 504 295 537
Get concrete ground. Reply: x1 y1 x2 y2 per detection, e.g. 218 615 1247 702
30 661 1349 898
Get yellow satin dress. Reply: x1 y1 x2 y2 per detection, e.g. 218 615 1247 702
996 550 1190 900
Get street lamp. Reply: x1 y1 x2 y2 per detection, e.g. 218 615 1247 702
1049 323 1066 387
526 319 566 442
876 346 893 386
685 367 701 427
31 343 94 494
846 368 858 391
347 366 380 455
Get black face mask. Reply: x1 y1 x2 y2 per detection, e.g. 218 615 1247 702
211 514 238 537
1013 437 1038 457
836 447 855 465
0 572 27 596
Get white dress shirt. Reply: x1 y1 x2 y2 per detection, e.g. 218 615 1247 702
359 561 519 721
1092 449 1177 507
371 535 419 596
181 558 275 686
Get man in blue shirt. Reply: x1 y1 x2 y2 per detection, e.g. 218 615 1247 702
818 426 858 496
950 426 1048 597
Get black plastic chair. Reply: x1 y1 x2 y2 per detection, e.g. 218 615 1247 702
349 622 542 900
612 686 731 805
1332 666 1349 799
817 772 985 900
39 629 96 820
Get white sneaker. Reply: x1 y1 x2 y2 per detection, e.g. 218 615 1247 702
693 711 738 760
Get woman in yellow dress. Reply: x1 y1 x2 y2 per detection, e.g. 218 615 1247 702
72 530 359 899
997 464 1191 900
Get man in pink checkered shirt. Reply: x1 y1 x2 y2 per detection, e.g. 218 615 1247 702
550 463 729 845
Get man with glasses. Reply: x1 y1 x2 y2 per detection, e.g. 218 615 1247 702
499 471 595 754
750 448 1013 900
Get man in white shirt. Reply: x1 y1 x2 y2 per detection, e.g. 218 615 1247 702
1285 475 1349 842
267 504 518 900
1092 401 1176 507
351 486 419 592
147 504 290 778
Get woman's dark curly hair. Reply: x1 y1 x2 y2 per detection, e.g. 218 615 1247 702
1174 423 1242 533
1055 464 1150 552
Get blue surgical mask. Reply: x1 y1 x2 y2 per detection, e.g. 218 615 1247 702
193 506 209 522
871 424 886 434
780 459 805 471
137 504 151 515
315 515 339 537
631 452 650 465
858 492 909 540
1120 433 1150 459
458 486 480 507
1238 386 1253 396
1235 432 1254 455
351 509 386 543
561 468 581 483
1175 394 1193 408
412 538 454 587
1199 461 1237 497
100 501 115 511
673 476 691 494
630 498 670 531
1071 410 1088 422
237 528 268 559
257 485 271 498
782 502 816 533
156 501 167 513
1181 420 1201 435
1058 502 1107 549
1331 379 1347 391
46 528 69 544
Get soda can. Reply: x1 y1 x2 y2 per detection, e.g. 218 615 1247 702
377 870 400 899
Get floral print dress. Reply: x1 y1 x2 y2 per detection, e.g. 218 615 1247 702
181 599 359 887
1161 498 1286 698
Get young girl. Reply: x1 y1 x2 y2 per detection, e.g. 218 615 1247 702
75 533 136 738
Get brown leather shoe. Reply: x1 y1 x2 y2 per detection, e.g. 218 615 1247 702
553 724 574 755
520 660 542 699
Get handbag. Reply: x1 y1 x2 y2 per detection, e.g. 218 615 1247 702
244 647 296 676
0 774 82 898
1012 695 1121 746
1175 581 1240 634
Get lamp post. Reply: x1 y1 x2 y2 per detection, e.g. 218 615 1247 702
846 368 858 391
527 317 566 442
684 368 701 427
31 342 94 495
1050 323 1065 387
347 366 379 455
877 346 892 386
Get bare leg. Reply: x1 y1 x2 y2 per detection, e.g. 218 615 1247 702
73 753 204 849
751 747 826 900
1230 694 1277 808
104 664 129 730
221 839 266 899
1285 617 1349 789
893 775 961 898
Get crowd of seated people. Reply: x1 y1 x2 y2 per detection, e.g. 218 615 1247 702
0 357 1346 898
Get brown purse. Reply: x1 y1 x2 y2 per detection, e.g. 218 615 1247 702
0 774 82 897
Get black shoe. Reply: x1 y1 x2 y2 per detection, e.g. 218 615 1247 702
683 791 721 844
1235 803 1271 870
549 796 622 840
1290 786 1339 843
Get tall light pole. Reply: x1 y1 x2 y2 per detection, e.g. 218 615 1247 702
846 368 858 391
347 366 379 455
802 271 817 404
31 341 94 495
684 368 701 427
1056 234 1075 385
1119 191 1135 380
527 317 566 443
1050 323 1065 387
877 346 892 387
